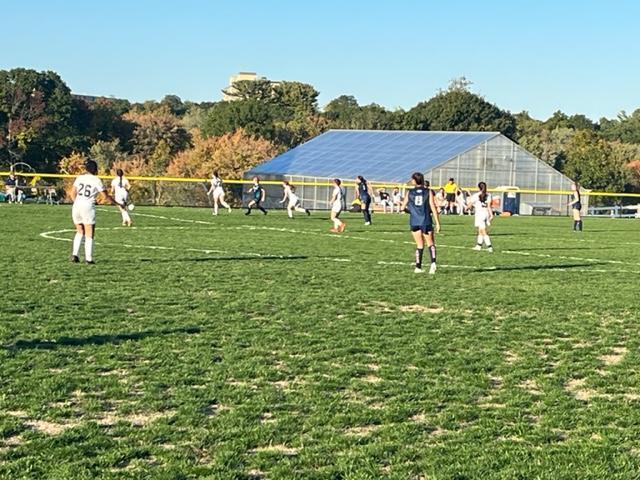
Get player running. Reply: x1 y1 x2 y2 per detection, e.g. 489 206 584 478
111 169 132 227
468 182 494 252
208 171 232 215
280 181 310 218
569 182 583 231
355 176 373 225
245 176 267 215
402 172 440 274
329 178 346 233
71 159 121 264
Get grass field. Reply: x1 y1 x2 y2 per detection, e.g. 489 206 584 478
2 204 640 479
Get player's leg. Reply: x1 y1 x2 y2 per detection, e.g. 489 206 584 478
480 226 492 251
257 200 267 215
287 203 294 218
474 226 483 250
84 223 95 264
411 229 425 272
218 192 231 212
362 198 371 224
245 200 256 215
425 231 437 274
72 223 84 262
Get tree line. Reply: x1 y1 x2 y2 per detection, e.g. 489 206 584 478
1 68 639 196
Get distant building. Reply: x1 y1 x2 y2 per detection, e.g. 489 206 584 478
222 72 280 101
72 94 126 104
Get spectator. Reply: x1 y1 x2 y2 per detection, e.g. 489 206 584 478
377 187 393 213
392 187 404 213
5 173 17 203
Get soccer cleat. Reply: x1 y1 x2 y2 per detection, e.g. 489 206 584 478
364 221 371 226
306 209 311 216
245 211 251 216
227 207 232 213
263 210 268 215
330 228 339 233
86 260 95 265
487 247 494 253
339 223 346 232
414 267 424 274
71 255 80 263
473 245 482 251
429 263 437 274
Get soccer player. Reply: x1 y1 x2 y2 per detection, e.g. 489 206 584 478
443 178 460 214
5 173 17 203
468 182 494 252
392 187 403 213
208 171 232 215
111 169 132 227
245 176 267 215
71 160 121 264
355 176 373 225
401 172 440 274
329 178 346 233
569 182 583 231
280 181 310 218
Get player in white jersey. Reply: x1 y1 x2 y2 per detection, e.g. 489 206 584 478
467 181 494 252
71 160 120 264
207 171 232 215
111 169 132 227
392 187 403 213
280 181 310 218
329 178 346 233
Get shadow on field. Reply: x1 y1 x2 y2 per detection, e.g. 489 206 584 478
141 255 308 263
511 247 613 251
4 326 201 351
474 262 607 272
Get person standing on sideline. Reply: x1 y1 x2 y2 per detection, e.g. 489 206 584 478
71 160 121 264
5 173 17 203
443 178 460 214
569 182 583 231
402 172 440 274
111 169 133 227
245 176 267 215
280 181 310 218
392 187 403 213
468 182 494 252
355 176 373 225
329 178 346 233
208 171 232 215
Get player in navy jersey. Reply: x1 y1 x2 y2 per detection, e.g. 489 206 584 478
355 176 373 225
245 176 267 215
401 172 441 274
568 182 583 231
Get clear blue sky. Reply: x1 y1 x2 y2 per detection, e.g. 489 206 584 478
3 0 639 120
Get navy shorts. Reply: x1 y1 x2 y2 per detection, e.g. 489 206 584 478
573 202 582 211
410 224 433 233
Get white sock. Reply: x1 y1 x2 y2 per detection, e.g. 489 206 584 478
483 235 492 246
333 218 341 228
287 208 293 218
214 203 219 215
124 211 131 223
220 199 230 209
85 237 94 262
477 234 483 245
73 233 83 256
295 207 306 213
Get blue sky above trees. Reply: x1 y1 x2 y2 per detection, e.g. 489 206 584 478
3 0 639 120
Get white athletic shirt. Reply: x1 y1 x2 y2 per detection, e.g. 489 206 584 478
111 176 130 197
211 176 223 189
283 184 299 204
283 184 293 199
470 192 492 216
392 191 402 203
332 185 343 207
74 174 105 207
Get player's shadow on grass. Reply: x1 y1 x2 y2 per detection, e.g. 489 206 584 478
5 326 201 351
141 255 309 263
474 262 607 272
512 247 613 251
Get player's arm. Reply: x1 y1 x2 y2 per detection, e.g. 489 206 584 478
280 190 287 204
207 183 214 195
99 190 122 207
70 185 78 202
261 187 266 202
429 191 441 232
401 193 409 211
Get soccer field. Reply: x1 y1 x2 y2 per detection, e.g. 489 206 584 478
2 204 640 479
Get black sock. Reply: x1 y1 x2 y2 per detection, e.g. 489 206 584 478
415 248 424 269
259 206 267 214
429 245 436 263
246 207 252 215
578 220 583 231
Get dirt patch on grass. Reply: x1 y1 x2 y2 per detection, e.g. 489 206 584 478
600 347 627 366
399 305 444 314
359 301 395 314
519 379 542 395
125 410 175 426
565 378 597 401
361 375 382 384
344 424 381 437
489 375 503 389
26 419 79 435
251 444 300 456
247 469 265 479
411 413 427 423
6 410 28 418
261 412 277 424
504 351 519 365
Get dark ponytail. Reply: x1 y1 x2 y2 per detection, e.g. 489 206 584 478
411 172 425 187
478 182 488 203
116 168 124 188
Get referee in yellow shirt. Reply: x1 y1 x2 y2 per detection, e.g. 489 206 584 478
443 178 460 214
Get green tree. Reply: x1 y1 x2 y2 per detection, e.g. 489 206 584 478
160 95 187 117
564 130 630 194
404 87 516 138
222 79 274 102
203 100 280 141
273 81 319 118
89 139 127 173
125 108 191 158
599 109 640 144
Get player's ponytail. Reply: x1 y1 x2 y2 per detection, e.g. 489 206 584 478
411 172 425 187
116 168 124 188
478 182 488 203
334 178 341 186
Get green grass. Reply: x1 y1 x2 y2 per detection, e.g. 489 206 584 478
1 204 640 479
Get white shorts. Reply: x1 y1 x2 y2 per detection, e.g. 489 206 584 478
331 201 342 214
475 214 490 228
288 194 300 208
212 186 224 199
115 192 129 205
72 203 96 225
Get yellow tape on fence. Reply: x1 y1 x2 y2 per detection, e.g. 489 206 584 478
2 171 640 198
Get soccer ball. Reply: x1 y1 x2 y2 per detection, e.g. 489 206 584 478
127 204 135 211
